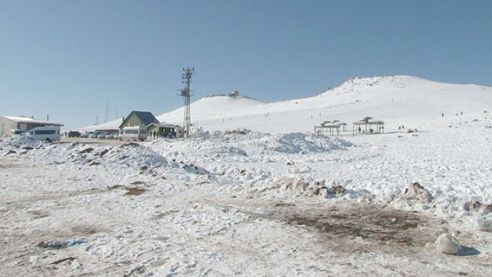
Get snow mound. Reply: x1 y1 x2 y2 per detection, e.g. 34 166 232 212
201 131 352 155
213 146 248 157
5 141 170 172
151 131 351 161
273 132 352 154
104 144 168 169
2 135 42 148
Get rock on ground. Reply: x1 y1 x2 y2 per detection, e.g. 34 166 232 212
435 233 462 255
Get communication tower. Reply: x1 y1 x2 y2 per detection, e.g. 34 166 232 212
180 67 195 137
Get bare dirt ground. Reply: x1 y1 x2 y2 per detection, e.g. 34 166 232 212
1 157 491 276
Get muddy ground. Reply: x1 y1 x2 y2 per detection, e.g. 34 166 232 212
1 157 491 276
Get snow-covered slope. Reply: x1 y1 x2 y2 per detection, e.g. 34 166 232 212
179 75 492 133
83 75 492 133
80 118 123 132
80 93 263 132
156 93 264 123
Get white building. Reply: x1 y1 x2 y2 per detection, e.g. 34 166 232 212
0 116 63 137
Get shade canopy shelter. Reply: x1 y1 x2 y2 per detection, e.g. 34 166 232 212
352 116 384 135
314 120 347 136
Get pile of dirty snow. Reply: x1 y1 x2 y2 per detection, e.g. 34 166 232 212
272 132 352 154
104 143 168 169
1 140 170 172
0 135 42 149
164 131 352 156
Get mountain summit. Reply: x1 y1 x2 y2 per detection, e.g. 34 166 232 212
321 75 436 96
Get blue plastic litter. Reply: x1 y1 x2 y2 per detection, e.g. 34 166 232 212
41 239 88 249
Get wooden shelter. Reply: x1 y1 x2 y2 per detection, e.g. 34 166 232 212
352 116 384 135
314 120 347 136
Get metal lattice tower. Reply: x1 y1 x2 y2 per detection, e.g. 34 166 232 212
180 67 195 137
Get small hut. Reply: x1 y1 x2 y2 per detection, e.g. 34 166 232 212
314 120 347 136
352 116 384 135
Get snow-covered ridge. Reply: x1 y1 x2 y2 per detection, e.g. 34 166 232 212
82 75 492 133
320 75 437 96
156 92 264 123
201 91 262 102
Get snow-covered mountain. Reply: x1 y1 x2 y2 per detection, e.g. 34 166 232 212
82 75 492 133
156 92 264 123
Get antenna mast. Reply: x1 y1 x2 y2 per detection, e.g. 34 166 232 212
105 99 109 122
180 67 195 138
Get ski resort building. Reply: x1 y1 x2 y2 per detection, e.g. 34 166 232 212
0 116 63 137
352 116 384 135
119 111 159 130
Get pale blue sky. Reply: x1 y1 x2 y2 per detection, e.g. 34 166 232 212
0 0 491 129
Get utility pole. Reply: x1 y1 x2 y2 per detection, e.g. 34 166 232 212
105 99 109 123
180 67 195 138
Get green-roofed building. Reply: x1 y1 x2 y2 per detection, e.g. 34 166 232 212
119 111 159 130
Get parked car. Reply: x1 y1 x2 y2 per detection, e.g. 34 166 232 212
27 126 61 142
119 127 147 141
10 129 25 135
67 131 81 138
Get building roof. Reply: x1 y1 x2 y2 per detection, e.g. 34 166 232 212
353 117 384 125
320 120 347 128
119 111 159 129
147 122 180 129
1 116 64 126
133 111 159 125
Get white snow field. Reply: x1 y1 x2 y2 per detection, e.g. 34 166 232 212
2 75 492 276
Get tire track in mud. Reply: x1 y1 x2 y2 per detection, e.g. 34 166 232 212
0 183 149 207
